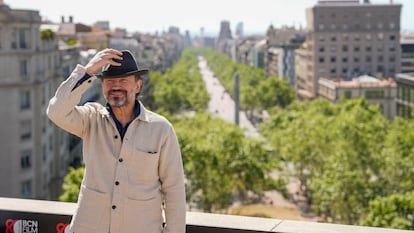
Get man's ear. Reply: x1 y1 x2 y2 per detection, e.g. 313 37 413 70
136 79 143 91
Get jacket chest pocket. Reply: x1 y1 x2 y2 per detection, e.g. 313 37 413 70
126 149 159 183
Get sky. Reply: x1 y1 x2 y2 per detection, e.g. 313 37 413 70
5 0 414 36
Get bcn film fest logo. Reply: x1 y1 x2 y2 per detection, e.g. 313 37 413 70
5 219 70 233
5 219 38 233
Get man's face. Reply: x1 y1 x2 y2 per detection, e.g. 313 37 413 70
102 75 141 107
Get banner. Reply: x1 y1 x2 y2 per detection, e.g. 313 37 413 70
0 210 72 233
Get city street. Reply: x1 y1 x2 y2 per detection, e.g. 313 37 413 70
197 56 261 140
197 56 313 220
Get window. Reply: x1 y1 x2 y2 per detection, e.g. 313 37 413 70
319 57 325 63
377 23 383 29
319 24 325 30
377 46 383 52
21 180 32 198
365 90 385 99
410 88 414 103
20 120 31 141
11 29 17 49
377 33 384 40
389 35 396 41
20 90 31 110
0 27 2 49
319 35 325 42
330 57 336 63
344 90 352 99
20 151 32 169
19 28 28 49
377 65 384 73
20 60 28 79
342 45 348 52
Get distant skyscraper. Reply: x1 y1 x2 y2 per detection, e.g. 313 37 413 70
218 20 232 41
236 22 244 38
216 20 233 55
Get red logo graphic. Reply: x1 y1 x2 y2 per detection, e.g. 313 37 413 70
5 219 16 233
56 223 69 233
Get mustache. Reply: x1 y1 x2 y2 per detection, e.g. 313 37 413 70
109 90 127 95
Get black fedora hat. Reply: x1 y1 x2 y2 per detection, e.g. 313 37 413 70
96 50 149 78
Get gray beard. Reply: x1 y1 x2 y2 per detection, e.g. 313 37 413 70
108 96 128 107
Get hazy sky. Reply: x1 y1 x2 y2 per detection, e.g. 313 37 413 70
5 0 413 36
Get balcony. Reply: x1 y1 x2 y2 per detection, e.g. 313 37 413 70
0 197 411 233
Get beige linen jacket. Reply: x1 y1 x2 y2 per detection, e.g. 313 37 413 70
47 65 186 233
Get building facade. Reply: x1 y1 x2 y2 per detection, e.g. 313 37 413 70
265 25 305 86
318 75 397 119
0 3 69 200
395 72 414 118
401 33 414 73
296 0 402 99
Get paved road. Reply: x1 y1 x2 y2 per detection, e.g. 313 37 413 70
197 56 261 140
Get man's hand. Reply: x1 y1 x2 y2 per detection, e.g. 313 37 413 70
85 48 123 75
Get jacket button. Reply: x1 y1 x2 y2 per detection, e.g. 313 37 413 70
112 205 116 209
119 158 123 162
114 135 118 139
115 181 120 185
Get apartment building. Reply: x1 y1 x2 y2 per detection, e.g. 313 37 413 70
401 33 414 73
296 0 402 99
0 3 69 200
265 25 305 86
318 75 397 119
395 72 414 118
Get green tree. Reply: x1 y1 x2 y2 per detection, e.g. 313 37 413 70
380 117 414 194
174 112 282 212
59 166 84 202
147 48 209 114
362 192 414 230
40 29 55 40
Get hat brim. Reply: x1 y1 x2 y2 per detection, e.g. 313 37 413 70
96 68 149 79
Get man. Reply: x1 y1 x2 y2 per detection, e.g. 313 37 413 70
47 48 186 233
